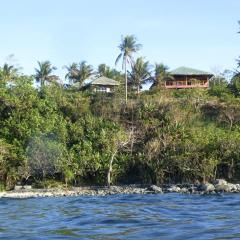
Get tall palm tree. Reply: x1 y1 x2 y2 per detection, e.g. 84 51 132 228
115 35 142 103
65 61 93 87
129 57 151 95
35 61 57 87
150 63 173 90
0 63 18 83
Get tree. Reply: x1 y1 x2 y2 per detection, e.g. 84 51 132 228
98 63 111 77
27 136 66 180
97 64 124 86
0 139 12 184
0 63 18 83
65 61 93 87
64 63 78 84
218 103 240 130
107 130 132 187
150 63 173 90
208 75 230 97
35 61 58 87
237 21 240 67
115 35 142 103
129 57 151 95
230 73 240 96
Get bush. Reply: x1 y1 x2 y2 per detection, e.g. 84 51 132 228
0 182 5 192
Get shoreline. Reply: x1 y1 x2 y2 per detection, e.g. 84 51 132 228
1 180 240 198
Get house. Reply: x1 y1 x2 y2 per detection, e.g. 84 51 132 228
165 67 214 89
83 76 120 93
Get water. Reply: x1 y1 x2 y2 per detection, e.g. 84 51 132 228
0 194 240 239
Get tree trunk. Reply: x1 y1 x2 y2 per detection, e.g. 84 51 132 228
137 85 140 96
202 174 206 184
228 159 234 180
125 61 128 104
107 150 118 187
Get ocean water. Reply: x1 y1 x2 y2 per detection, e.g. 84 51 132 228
0 193 240 239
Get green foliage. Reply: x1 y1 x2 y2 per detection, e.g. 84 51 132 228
230 73 240 96
150 63 173 90
35 61 58 87
65 61 93 86
0 183 5 191
115 35 142 102
128 57 151 94
1 56 240 188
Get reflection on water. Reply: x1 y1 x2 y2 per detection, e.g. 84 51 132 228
0 194 240 239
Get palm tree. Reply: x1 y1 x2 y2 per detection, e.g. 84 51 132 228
0 63 18 83
98 63 110 77
129 57 151 95
35 61 57 87
115 35 142 103
65 61 93 87
150 63 173 90
97 63 123 82
64 63 78 84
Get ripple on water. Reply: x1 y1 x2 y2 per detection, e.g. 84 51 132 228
0 194 240 239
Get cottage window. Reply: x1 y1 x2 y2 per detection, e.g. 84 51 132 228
166 81 173 86
187 81 192 85
177 81 182 85
97 86 107 92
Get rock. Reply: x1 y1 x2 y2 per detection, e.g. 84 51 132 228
213 179 227 185
228 183 238 192
188 187 195 194
235 184 240 192
167 185 181 193
198 183 215 192
180 187 189 193
14 185 23 190
215 184 232 192
147 185 162 193
23 185 32 190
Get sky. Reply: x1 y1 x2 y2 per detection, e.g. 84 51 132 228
0 0 239 80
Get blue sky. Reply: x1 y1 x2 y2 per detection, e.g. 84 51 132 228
0 0 239 79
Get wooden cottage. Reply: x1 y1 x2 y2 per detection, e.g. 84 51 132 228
165 67 213 89
84 76 120 93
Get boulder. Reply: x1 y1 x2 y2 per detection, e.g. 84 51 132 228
215 184 232 192
235 184 240 192
23 185 32 190
198 183 215 192
147 185 162 193
180 187 189 193
167 185 181 193
213 179 227 185
14 185 23 190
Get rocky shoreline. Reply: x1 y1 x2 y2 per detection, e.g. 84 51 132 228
0 179 240 199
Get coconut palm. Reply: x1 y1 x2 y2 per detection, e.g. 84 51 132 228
115 35 142 103
150 63 173 90
98 63 111 77
129 57 151 95
97 63 123 82
65 61 93 87
35 61 58 87
64 63 78 84
0 63 18 83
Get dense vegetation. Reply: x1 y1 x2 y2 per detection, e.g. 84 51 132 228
1 34 240 190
